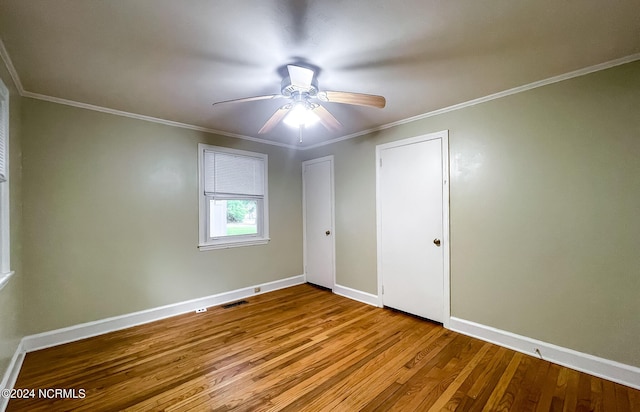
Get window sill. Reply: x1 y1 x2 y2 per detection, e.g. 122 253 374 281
198 238 270 251
0 270 15 292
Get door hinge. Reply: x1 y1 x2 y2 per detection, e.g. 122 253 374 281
382 285 384 295
379 158 382 167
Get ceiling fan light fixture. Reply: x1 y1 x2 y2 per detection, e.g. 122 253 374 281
283 103 319 128
212 63 385 136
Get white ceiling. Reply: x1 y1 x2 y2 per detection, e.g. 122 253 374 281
1 0 639 148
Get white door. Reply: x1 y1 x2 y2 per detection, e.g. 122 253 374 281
303 156 335 289
377 132 448 322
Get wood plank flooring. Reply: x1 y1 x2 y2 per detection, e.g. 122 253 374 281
7 284 640 411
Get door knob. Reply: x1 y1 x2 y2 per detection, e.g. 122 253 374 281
433 238 441 246
325 230 331 236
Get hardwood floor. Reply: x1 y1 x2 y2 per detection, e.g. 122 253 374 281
7 284 640 411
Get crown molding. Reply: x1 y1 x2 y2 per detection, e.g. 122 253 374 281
0 38 299 150
301 53 640 150
20 90 299 150
2 34 639 152
0 38 25 94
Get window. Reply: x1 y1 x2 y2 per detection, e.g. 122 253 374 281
0 78 12 291
198 144 269 250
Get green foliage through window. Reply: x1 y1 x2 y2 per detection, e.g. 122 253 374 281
226 200 256 223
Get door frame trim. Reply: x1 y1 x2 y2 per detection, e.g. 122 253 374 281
302 155 336 289
375 130 450 327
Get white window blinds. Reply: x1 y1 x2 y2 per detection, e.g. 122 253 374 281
0 88 7 183
203 151 265 196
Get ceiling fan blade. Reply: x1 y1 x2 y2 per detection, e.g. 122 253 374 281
287 65 314 90
258 106 290 134
318 91 386 108
312 104 341 132
212 94 282 106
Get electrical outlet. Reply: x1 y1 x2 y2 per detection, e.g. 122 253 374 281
254 287 261 293
195 308 207 313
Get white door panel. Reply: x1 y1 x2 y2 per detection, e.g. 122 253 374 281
378 137 444 321
303 157 335 289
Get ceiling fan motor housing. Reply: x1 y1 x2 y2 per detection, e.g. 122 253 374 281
281 76 318 97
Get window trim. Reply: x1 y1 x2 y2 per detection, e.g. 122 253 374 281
197 143 269 250
0 78 13 291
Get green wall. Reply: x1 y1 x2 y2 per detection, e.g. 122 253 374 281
0 62 23 379
303 60 640 367
21 99 303 334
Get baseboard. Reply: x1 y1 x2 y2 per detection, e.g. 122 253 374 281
333 284 380 307
0 340 25 412
22 275 305 353
449 317 640 390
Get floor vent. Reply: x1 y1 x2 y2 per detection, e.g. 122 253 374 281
222 300 249 309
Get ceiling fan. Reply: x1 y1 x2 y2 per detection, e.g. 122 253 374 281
212 65 386 141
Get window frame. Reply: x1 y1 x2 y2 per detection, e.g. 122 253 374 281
0 78 13 291
198 143 269 250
